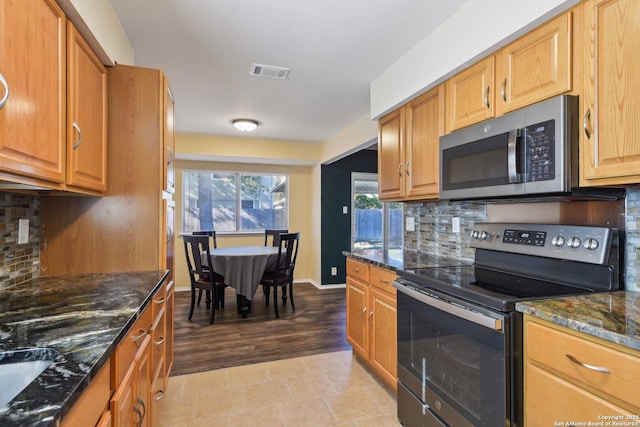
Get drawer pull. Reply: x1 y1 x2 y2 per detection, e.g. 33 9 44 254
132 329 147 342
153 389 165 401
154 336 166 346
379 279 390 284
566 354 611 374
155 297 166 304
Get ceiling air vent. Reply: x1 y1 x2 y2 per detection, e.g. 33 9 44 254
249 63 290 80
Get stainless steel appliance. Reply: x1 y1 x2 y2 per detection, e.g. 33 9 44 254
394 222 620 427
439 95 578 200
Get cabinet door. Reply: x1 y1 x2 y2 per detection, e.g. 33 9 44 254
163 78 175 194
0 0 65 183
110 362 137 427
404 85 444 200
581 0 640 185
135 336 151 427
369 288 397 393
496 12 572 115
66 22 108 192
445 56 495 132
378 108 404 200
346 277 369 358
525 363 634 425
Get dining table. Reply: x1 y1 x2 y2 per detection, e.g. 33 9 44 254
205 245 279 317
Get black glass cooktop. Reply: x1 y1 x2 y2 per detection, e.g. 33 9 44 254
399 264 593 311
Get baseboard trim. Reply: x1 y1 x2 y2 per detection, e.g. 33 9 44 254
176 279 346 293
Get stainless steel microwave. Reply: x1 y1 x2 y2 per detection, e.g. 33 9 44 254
439 95 578 200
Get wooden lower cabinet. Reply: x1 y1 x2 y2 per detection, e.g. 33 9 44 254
60 360 111 427
346 258 397 393
524 315 640 426
111 335 151 427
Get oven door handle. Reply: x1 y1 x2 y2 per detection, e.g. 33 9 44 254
394 282 505 332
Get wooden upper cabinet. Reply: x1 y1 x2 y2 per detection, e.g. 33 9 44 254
445 56 495 132
0 0 66 183
66 22 108 192
378 85 443 201
404 86 444 200
495 12 572 115
378 108 404 200
581 0 640 186
163 78 175 194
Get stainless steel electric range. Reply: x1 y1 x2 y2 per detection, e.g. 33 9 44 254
394 222 621 427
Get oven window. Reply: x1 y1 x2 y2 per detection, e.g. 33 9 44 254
397 292 508 426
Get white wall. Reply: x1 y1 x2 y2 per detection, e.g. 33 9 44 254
370 0 580 119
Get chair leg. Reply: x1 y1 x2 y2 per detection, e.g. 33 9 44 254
209 287 217 324
220 286 226 309
273 285 280 318
289 282 295 310
189 287 197 320
282 284 287 306
197 289 203 306
265 285 270 306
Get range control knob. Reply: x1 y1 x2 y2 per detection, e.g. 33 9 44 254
567 236 582 248
551 236 565 247
583 238 599 250
471 230 479 239
480 231 489 240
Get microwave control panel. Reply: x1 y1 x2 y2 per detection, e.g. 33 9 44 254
524 119 555 182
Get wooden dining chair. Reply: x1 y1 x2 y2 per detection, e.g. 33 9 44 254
260 232 299 318
183 234 226 324
264 229 288 247
192 231 225 308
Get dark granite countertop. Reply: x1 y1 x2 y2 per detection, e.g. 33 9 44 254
516 291 640 351
343 249 469 272
0 270 169 426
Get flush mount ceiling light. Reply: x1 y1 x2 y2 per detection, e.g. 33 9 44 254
232 119 259 132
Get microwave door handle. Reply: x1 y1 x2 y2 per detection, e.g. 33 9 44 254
508 129 522 183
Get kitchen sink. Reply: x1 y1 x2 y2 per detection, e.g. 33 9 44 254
0 348 59 407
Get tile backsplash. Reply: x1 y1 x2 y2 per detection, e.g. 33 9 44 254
0 192 40 289
625 189 640 291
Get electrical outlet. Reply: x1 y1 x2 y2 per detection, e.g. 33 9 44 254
342 206 348 214
452 217 460 233
331 266 337 276
18 219 29 244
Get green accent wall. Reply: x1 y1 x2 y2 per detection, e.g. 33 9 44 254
321 150 377 284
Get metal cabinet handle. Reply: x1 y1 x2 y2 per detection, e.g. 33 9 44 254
155 297 167 304
133 405 143 427
566 354 611 373
369 311 373 319
0 72 9 110
583 108 592 139
405 161 410 176
397 163 403 177
153 390 165 401
137 397 147 419
72 122 83 150
484 86 491 109
501 78 507 102
132 328 147 342
154 336 166 346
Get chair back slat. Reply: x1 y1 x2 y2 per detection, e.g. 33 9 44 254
264 229 288 247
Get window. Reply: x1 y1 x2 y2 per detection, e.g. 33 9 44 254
183 170 288 233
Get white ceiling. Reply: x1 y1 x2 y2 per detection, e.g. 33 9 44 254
110 0 470 143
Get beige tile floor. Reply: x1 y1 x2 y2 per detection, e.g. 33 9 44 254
157 350 401 426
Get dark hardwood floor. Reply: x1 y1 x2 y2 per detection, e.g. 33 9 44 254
171 282 350 376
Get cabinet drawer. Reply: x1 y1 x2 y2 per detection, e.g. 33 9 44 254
369 266 397 295
152 281 167 319
112 306 153 387
526 320 640 409
346 258 369 282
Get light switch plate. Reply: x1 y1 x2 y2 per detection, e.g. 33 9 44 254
406 216 415 231
18 219 29 244
452 217 460 233
342 206 348 214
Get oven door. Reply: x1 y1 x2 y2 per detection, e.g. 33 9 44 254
395 280 517 427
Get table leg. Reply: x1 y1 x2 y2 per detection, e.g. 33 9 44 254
236 294 252 318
